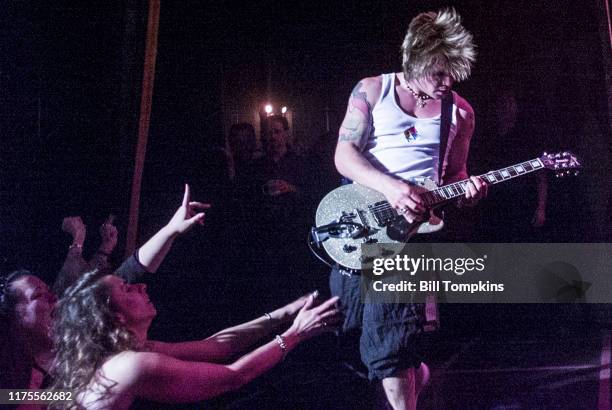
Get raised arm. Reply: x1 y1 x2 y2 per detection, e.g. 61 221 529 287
136 184 209 273
87 215 118 272
149 292 318 362
54 217 89 295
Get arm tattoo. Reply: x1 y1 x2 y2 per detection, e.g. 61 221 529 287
339 116 367 141
339 82 372 142
349 82 372 117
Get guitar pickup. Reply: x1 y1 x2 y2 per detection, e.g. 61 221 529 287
369 201 395 227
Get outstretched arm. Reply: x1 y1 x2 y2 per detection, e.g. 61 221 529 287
128 296 341 403
149 292 319 362
54 217 89 295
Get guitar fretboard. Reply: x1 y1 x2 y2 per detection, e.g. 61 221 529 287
421 158 545 206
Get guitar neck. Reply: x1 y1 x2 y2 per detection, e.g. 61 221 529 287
422 158 545 206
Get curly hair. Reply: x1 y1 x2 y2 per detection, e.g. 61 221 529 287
401 8 476 82
50 270 138 409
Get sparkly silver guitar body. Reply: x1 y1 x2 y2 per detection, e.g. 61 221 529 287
315 178 444 270
314 152 581 270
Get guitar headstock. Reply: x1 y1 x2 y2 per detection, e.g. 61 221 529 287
540 151 581 177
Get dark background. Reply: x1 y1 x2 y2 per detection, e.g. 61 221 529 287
1 0 611 408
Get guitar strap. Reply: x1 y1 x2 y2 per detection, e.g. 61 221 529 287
438 91 454 185
421 92 454 332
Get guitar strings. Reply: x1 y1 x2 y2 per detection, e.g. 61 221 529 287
367 163 538 213
353 158 565 216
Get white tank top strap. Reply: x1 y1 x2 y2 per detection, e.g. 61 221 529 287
377 73 394 105
364 73 453 182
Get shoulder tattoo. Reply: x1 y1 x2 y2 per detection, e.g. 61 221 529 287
349 82 371 116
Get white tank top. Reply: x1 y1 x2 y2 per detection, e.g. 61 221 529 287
363 73 457 182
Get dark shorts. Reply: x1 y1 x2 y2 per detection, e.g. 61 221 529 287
330 265 423 381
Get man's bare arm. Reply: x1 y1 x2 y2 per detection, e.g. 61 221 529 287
445 95 487 205
335 78 426 220
335 78 398 190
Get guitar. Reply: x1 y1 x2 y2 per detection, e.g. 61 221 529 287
312 152 581 270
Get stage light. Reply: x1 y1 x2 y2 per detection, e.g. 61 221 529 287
281 106 287 114
265 104 273 115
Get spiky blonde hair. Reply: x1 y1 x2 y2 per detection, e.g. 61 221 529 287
401 8 476 82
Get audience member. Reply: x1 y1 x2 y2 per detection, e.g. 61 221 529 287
0 184 208 394
257 115 304 199
50 272 340 409
226 122 260 182
54 215 118 296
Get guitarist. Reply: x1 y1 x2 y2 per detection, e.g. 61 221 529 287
331 8 487 409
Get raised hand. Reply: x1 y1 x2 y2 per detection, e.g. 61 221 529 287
62 216 86 246
165 184 211 236
99 215 118 254
276 290 320 320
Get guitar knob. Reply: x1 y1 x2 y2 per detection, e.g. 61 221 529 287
343 244 357 253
